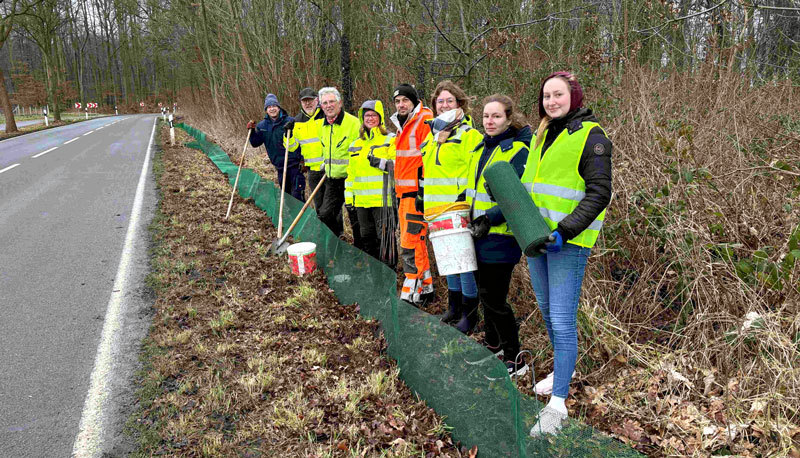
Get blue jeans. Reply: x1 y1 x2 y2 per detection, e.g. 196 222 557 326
446 271 477 298
527 243 590 398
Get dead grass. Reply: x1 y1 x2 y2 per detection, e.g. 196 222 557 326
176 64 800 457
131 125 460 457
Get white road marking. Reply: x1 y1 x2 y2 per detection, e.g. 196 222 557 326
83 131 94 136
72 116 157 458
64 138 79 145
33 147 58 158
0 163 20 174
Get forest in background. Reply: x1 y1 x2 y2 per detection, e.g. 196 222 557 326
2 0 799 456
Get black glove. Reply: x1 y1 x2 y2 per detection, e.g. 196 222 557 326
345 203 355 212
456 191 466 202
483 182 495 202
468 215 490 238
367 152 381 169
284 119 295 132
415 195 424 213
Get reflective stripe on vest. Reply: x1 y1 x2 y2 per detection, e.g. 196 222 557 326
396 178 417 187
522 121 607 248
466 140 527 236
345 127 394 208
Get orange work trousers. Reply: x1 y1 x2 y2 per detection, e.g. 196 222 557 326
398 196 434 303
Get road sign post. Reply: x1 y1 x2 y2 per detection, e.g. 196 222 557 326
43 106 48 126
168 113 175 146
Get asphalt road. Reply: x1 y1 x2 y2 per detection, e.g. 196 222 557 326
0 115 158 457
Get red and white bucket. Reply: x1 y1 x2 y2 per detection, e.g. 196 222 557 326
287 242 317 276
427 210 477 276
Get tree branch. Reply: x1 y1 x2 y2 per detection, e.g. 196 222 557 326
418 0 466 57
633 0 731 35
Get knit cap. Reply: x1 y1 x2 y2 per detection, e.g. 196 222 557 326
538 72 584 118
263 93 280 110
392 83 419 106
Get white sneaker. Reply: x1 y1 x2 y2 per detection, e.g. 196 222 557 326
529 406 568 437
534 371 576 396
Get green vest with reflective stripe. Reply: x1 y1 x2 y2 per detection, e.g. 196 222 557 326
286 108 324 169
421 123 482 210
345 131 395 208
466 138 528 236
520 121 606 248
319 111 360 178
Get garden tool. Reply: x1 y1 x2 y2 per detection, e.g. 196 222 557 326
224 128 252 220
277 133 291 238
269 174 326 255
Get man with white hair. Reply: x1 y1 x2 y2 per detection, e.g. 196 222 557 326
316 87 362 246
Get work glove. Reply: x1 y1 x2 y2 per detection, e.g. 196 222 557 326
367 151 381 168
456 191 466 202
285 119 295 133
299 159 309 173
345 203 355 212
414 195 424 213
483 182 495 202
539 230 563 254
468 215 490 239
247 120 256 130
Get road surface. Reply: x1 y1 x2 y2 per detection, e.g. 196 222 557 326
0 115 158 457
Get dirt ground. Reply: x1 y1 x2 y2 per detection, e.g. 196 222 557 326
130 125 464 457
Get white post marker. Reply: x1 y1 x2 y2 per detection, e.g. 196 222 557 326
85 107 88 120
168 113 175 146
71 116 157 458
43 107 49 127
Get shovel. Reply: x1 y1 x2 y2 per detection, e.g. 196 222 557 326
269 174 326 255
224 128 252 220
277 135 291 238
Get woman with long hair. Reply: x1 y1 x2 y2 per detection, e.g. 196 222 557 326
419 81 482 331
522 72 612 436
464 94 531 375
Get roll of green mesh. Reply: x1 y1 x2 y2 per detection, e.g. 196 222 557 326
483 161 551 257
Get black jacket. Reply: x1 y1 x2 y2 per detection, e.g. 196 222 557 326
250 108 301 169
540 108 612 242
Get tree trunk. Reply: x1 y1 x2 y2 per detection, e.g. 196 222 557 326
0 65 18 133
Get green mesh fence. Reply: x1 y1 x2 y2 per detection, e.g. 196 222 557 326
178 123 643 458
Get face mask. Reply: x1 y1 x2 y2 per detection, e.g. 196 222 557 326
429 109 464 142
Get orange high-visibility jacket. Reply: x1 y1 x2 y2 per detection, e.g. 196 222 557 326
389 103 433 195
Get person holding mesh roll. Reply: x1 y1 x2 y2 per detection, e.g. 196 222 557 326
522 72 612 437
463 94 531 377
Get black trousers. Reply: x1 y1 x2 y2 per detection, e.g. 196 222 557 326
345 205 363 250
317 176 345 236
308 170 325 210
475 262 520 362
276 166 306 203
356 206 396 266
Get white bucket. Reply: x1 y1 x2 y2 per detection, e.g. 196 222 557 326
428 210 477 276
287 242 317 276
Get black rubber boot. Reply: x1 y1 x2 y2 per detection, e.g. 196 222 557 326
441 290 462 324
456 296 479 334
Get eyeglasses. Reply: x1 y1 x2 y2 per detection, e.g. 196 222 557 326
436 98 457 105
363 113 379 118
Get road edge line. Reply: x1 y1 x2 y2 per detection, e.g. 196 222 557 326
71 116 157 458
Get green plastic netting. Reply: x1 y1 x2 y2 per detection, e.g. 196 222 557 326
483 161 552 257
178 123 643 458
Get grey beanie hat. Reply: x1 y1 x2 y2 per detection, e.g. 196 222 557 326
263 93 280 110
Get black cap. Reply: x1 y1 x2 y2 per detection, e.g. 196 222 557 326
392 83 419 106
299 87 317 100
